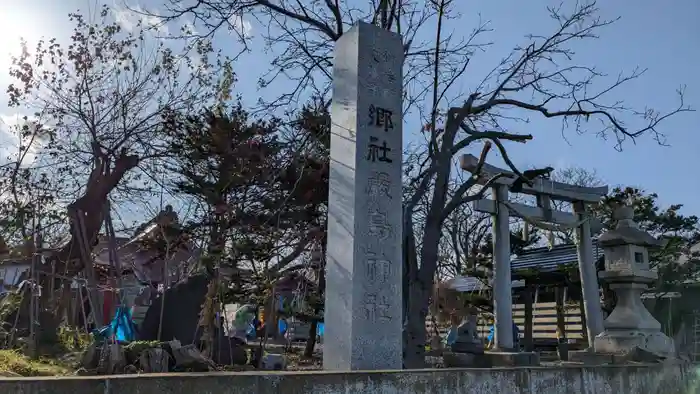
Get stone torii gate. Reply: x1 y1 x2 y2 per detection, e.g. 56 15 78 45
461 154 608 352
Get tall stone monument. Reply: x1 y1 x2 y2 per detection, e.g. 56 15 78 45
324 21 404 371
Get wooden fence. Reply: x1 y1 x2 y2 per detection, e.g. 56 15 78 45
427 302 585 343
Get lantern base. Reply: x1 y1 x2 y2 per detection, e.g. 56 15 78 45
593 329 675 358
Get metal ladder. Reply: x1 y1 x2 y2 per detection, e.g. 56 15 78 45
693 312 700 362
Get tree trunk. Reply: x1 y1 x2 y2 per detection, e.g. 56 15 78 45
402 222 421 368
55 151 139 276
404 283 430 368
401 110 462 368
28 152 139 345
304 251 326 358
304 320 318 357
199 279 219 358
265 291 278 340
402 153 453 368
403 224 442 368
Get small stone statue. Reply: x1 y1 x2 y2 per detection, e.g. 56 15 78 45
450 310 484 354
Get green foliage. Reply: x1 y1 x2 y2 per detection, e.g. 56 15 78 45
0 293 22 322
0 350 71 376
460 225 541 280
165 100 330 308
593 186 700 288
123 340 161 357
56 326 90 352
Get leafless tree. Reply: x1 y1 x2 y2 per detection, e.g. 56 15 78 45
439 204 491 279
399 1 689 367
0 116 64 249
546 166 605 244
152 0 691 367
4 6 229 338
149 0 483 112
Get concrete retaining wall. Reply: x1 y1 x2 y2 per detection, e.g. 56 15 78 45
2 363 697 394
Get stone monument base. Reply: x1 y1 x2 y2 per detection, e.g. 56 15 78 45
443 351 540 368
569 349 617 365
443 352 490 368
594 330 675 358
570 344 677 366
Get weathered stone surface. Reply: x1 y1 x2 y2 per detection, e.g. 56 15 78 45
140 274 210 344
139 348 170 373
324 21 404 371
598 206 661 248
569 350 615 365
96 343 126 375
260 354 287 370
444 350 540 368
451 341 485 354
139 273 247 366
450 314 485 354
443 352 491 368
0 364 695 394
594 206 675 359
80 342 101 370
485 351 541 367
571 345 675 366
170 344 214 372
616 346 667 363
595 330 675 359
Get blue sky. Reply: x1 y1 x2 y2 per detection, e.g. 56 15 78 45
1 0 698 217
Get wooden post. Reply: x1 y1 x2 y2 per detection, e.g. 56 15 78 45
555 287 568 361
523 285 534 352
104 203 123 306
579 297 588 344
49 260 56 307
29 245 38 359
266 288 278 340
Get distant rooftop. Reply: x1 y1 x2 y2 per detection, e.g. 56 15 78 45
446 241 604 292
511 240 603 272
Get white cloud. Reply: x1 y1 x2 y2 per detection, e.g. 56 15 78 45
229 14 253 39
112 7 137 32
112 4 170 36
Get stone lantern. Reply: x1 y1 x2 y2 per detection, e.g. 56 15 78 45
593 205 675 357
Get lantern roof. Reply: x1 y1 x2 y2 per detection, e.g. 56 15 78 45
598 206 661 248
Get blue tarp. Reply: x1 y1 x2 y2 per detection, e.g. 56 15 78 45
93 306 137 342
487 323 519 345
445 327 457 346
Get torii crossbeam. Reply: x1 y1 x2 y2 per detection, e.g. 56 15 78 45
460 154 608 350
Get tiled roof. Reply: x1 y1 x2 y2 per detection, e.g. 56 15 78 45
446 276 489 292
511 241 603 272
445 241 604 293
445 276 525 292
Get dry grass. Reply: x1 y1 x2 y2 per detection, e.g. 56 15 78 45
0 350 72 377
